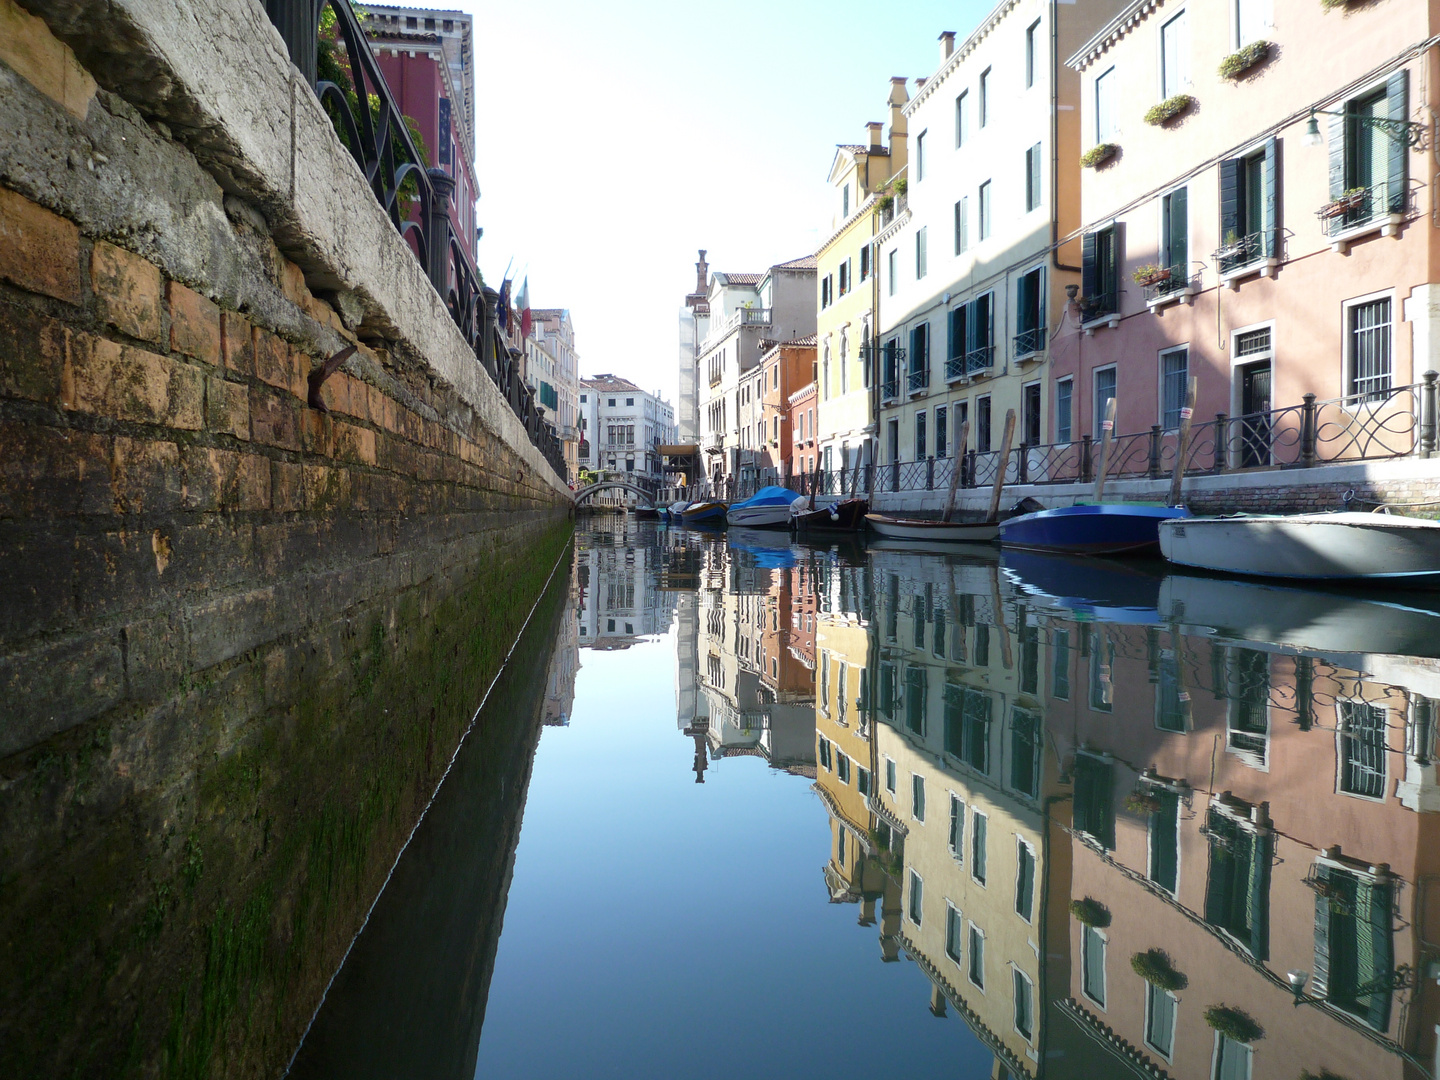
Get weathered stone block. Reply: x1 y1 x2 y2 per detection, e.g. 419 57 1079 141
301 408 333 456
206 375 249 439
271 460 304 511
0 420 111 515
0 630 125 757
91 241 163 343
0 0 96 119
0 187 80 304
280 259 308 306
334 421 376 465
0 303 67 403
249 386 300 450
221 312 253 376
112 436 182 514
253 328 291 392
64 332 204 429
301 464 351 510
167 281 221 361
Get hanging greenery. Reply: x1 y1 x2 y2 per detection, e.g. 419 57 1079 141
1144 95 1196 126
1130 949 1188 991
1080 143 1117 169
1204 1005 1264 1043
1069 897 1112 927
1217 41 1270 79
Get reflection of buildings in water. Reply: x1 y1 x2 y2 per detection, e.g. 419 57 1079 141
542 564 581 726
576 522 677 650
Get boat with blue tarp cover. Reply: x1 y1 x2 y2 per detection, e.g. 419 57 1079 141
726 486 803 528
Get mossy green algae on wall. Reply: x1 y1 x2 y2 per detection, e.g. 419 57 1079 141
0 521 572 1080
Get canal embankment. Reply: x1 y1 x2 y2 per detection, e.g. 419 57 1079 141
0 2 572 1076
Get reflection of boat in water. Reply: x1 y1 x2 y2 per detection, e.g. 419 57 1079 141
1002 549 1164 623
728 527 798 569
869 537 1000 562
1159 572 1440 659
1160 511 1440 581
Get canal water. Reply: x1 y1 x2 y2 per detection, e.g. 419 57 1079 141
293 517 1440 1080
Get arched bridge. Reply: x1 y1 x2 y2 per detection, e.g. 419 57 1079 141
574 480 659 505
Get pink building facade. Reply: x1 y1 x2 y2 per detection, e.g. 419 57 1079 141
1051 0 1439 468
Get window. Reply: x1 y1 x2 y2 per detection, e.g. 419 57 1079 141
909 322 929 392
1310 863 1395 1029
1338 700 1387 798
1204 808 1271 957
860 245 871 282
1082 223 1122 318
955 90 969 147
887 249 898 297
946 904 964 961
1348 297 1393 401
971 811 988 884
935 406 948 458
1010 705 1041 798
915 409 927 460
1161 186 1187 277
1219 140 1278 272
1015 840 1036 920
838 260 849 297
857 767 871 795
1160 11 1189 99
976 395 993 453
1074 752 1116 849
916 227 928 279
979 181 992 240
1013 969 1034 1041
912 773 926 821
579 393 587 403
916 130 927 182
837 753 851 784
1015 266 1044 356
954 198 968 255
842 183 850 218
1056 378 1073 442
979 67 991 126
1024 144 1042 212
885 757 897 793
1081 924 1107 1006
1235 0 1269 47
1094 367 1117 439
608 397 616 407
1052 627 1071 697
968 924 985 987
818 736 832 770
945 685 992 773
908 869 924 925
1214 1035 1253 1080
1145 983 1177 1059
1095 67 1116 142
820 275 831 309
1026 20 1040 89
1148 787 1181 893
949 794 965 858
1161 347 1189 429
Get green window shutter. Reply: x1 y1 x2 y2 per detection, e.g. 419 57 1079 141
944 685 963 755
1328 110 1347 197
1168 188 1187 271
1311 867 1332 999
1219 158 1241 246
1081 231 1097 300
1036 268 1046 333
1361 878 1395 1029
1386 69 1409 212
1148 790 1180 892
1016 273 1032 334
1262 138 1280 258
1108 223 1125 308
1248 831 1271 960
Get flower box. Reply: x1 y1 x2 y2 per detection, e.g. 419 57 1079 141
1217 41 1270 79
1320 189 1367 219
1132 265 1171 288
1080 142 1118 169
1144 94 1196 126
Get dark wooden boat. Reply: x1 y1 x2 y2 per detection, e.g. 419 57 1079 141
634 506 661 520
792 498 868 533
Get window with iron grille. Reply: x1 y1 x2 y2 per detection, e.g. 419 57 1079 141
1161 347 1188 429
1338 700 1387 798
1348 297 1392 401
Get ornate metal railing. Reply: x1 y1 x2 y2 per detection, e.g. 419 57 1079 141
1012 328 1045 358
1317 181 1408 237
265 0 567 481
907 366 930 393
1214 232 1264 275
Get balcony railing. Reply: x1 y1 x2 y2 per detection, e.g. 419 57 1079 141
881 377 900 402
1318 182 1406 238
740 307 773 326
907 367 930 393
945 347 994 381
1012 328 1045 358
1215 232 1265 275
1140 264 1191 304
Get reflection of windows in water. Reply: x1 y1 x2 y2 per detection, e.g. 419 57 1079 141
1147 788 1181 893
1081 924 1106 1007
934 606 946 657
837 828 846 866
908 869 924 925
879 662 897 718
1013 968 1034 1041
975 623 991 668
885 758 897 793
913 592 926 650
1052 628 1071 699
858 767 871 795
1144 983 1176 1059
905 666 927 736
912 774 926 821
818 737 832 770
837 664 848 724
1015 839 1035 920
949 794 965 859
971 812 988 883
1156 649 1187 731
1073 754 1116 850
886 574 899 641
820 651 830 711
945 904 963 961
1338 700 1387 799
837 753 851 784
1204 808 1270 959
1227 648 1270 766
1089 629 1114 711
1310 863 1394 1030
1009 707 1042 798
968 924 985 987
1018 620 1039 695
945 685 992 774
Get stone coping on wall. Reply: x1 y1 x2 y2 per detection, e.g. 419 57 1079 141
10 0 568 498
869 455 1440 515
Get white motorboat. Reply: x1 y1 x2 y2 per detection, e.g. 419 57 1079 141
1159 511 1440 581
726 486 803 528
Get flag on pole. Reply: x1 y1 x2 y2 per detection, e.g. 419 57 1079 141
519 276 532 340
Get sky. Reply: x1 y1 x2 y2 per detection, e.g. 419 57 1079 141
462 0 995 406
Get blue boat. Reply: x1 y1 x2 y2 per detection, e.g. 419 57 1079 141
997 503 1190 556
679 500 727 527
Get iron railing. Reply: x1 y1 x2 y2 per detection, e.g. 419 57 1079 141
1141 263 1191 302
1214 232 1265 275
908 366 930 393
1012 328 1045 358
1318 182 1408 237
266 0 566 481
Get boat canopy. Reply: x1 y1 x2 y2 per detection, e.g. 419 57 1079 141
730 486 803 510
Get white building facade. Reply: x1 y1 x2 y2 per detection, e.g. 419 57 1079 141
579 375 677 494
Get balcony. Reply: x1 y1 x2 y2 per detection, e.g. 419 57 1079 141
1215 232 1278 288
1081 293 1120 334
907 367 930 395
1012 328 1046 361
703 432 725 454
881 377 900 402
1139 264 1195 310
946 346 994 382
701 307 773 351
1319 183 1407 253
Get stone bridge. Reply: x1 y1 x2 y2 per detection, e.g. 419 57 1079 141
574 480 659 505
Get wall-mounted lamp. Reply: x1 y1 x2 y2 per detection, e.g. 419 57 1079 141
1303 107 1425 149
1286 969 1310 1005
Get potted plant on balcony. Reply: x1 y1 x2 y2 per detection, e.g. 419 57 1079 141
1131 949 1189 991
1319 187 1368 219
1080 142 1117 169
1218 40 1270 79
1144 94 1196 126
1132 264 1171 288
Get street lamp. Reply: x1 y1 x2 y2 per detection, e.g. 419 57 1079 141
1302 107 1426 148
1286 969 1310 1004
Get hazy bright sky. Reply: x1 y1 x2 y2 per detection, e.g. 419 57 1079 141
463 0 993 405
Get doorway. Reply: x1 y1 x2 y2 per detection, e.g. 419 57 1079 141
1238 361 1272 468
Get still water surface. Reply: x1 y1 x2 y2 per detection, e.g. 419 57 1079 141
299 518 1440 1080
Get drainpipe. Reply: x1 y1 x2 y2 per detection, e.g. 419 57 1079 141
1051 6 1081 274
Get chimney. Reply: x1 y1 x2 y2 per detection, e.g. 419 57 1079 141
865 121 884 152
887 77 909 165
695 249 708 293
938 30 956 61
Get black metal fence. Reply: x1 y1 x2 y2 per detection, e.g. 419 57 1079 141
265 0 567 481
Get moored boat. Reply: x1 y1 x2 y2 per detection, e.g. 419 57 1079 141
663 500 690 524
679 501 727 526
998 503 1190 556
1159 511 1440 581
792 497 868 533
865 514 1000 542
634 506 660 520
726 486 803 528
